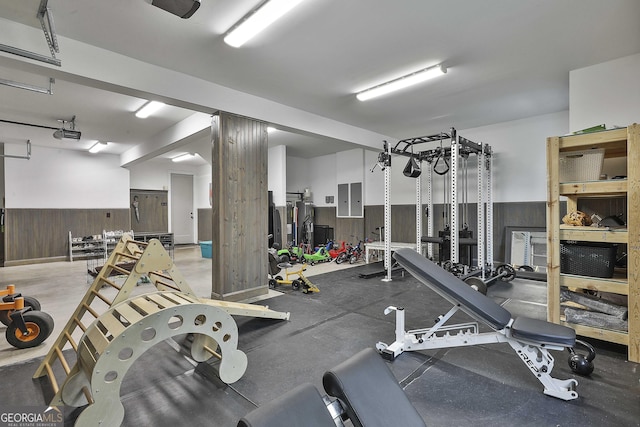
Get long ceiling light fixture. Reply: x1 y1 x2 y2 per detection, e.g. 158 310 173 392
88 141 108 153
356 64 447 101
224 0 308 48
135 101 165 118
172 153 197 162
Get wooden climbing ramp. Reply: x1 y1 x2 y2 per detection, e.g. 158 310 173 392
33 234 289 412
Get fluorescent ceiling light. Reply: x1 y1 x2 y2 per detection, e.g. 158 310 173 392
172 153 197 162
135 100 165 118
356 64 447 101
267 126 278 133
224 0 308 48
89 141 108 153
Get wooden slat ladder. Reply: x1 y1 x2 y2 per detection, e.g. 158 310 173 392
34 234 289 407
32 234 152 405
60 291 249 426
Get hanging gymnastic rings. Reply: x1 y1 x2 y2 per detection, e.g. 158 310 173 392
567 339 596 376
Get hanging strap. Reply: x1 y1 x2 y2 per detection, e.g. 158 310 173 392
403 156 421 178
433 139 449 175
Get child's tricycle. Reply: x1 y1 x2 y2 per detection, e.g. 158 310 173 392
1 284 54 349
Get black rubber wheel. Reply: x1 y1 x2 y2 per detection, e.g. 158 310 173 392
496 264 517 282
292 279 301 290
464 277 488 295
268 279 277 289
349 255 357 264
518 265 534 272
335 254 345 264
6 310 54 349
0 296 42 326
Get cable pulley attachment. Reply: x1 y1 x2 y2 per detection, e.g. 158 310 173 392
433 139 449 175
403 144 421 177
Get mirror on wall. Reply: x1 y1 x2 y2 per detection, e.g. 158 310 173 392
504 226 547 273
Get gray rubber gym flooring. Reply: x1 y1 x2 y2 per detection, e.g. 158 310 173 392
1 263 639 426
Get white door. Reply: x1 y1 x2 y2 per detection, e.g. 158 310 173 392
171 173 194 244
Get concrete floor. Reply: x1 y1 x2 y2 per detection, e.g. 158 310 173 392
0 246 638 426
0 245 357 367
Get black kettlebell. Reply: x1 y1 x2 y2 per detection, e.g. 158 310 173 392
568 339 596 376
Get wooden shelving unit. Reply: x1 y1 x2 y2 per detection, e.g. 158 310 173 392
546 124 639 362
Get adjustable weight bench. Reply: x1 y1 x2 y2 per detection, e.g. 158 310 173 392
376 248 580 401
238 348 425 427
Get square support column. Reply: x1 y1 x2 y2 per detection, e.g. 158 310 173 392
211 112 268 301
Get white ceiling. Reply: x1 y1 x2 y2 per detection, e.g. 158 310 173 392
1 0 640 165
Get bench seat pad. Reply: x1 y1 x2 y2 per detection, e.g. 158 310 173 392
323 348 426 427
237 383 335 427
511 316 576 347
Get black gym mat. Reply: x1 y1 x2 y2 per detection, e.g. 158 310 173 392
0 263 638 427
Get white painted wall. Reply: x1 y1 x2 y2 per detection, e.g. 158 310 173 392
462 111 568 203
268 145 287 206
311 153 338 207
570 52 640 132
194 163 212 209
336 149 364 184
357 112 568 205
4 144 129 208
286 156 311 197
128 158 171 191
364 149 384 205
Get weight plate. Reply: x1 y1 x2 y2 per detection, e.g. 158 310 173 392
496 264 516 282
464 277 487 295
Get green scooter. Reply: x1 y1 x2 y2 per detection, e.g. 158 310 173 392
302 241 333 265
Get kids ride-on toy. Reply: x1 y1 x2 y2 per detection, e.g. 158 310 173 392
336 240 364 264
268 262 319 294
1 284 55 349
302 242 333 265
329 241 347 260
277 244 305 264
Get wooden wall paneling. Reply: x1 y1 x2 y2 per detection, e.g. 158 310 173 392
197 208 213 241
364 205 384 242
314 207 336 229
4 208 129 265
211 112 268 301
362 202 548 265
492 201 546 263
577 197 627 223
334 217 364 244
130 189 168 233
